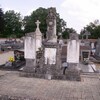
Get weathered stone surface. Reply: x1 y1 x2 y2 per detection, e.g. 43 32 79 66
0 70 100 100
67 32 81 81
23 59 36 73
24 36 36 59
46 7 57 41
67 40 80 63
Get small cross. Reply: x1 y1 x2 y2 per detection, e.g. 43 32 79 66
84 31 91 40
35 20 41 28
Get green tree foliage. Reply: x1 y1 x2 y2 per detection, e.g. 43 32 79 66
23 7 48 36
1 7 77 38
80 20 100 39
0 8 4 36
62 28 76 39
23 7 67 38
3 10 23 38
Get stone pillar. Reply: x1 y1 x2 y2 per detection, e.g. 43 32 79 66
46 7 57 42
24 36 36 73
66 33 81 81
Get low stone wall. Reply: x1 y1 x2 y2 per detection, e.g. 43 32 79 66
20 72 45 79
20 71 81 81
0 94 40 100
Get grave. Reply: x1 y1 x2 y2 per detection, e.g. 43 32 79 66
21 7 82 81
66 32 81 81
80 46 91 62
23 33 36 73
43 7 61 79
21 7 62 79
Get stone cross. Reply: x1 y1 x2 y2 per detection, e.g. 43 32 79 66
84 31 91 40
35 20 41 28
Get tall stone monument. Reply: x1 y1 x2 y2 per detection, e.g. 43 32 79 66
46 7 57 42
35 20 42 51
44 7 58 65
23 20 42 73
67 33 81 81
43 7 61 79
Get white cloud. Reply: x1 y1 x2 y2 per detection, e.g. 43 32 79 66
61 0 100 33
3 7 20 13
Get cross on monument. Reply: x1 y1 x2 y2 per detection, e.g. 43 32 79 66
35 20 41 28
84 31 91 40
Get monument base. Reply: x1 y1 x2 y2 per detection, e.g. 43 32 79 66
65 63 81 81
20 71 81 81
23 59 36 73
65 70 81 81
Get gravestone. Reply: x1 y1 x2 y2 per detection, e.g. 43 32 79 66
67 32 81 81
43 7 61 79
67 33 79 63
23 32 36 73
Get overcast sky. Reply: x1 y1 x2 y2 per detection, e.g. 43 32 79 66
1 0 100 33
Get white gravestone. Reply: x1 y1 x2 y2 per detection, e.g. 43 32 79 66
35 20 42 51
67 40 80 63
44 48 56 64
24 37 36 59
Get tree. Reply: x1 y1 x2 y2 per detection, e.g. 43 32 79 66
3 10 23 38
23 7 67 38
0 8 4 36
62 28 76 39
23 7 48 37
80 20 100 39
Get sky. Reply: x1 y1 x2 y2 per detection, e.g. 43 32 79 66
1 0 100 33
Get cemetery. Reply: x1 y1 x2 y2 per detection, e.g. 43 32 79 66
0 7 100 100
18 7 80 81
20 8 99 81
0 7 100 81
